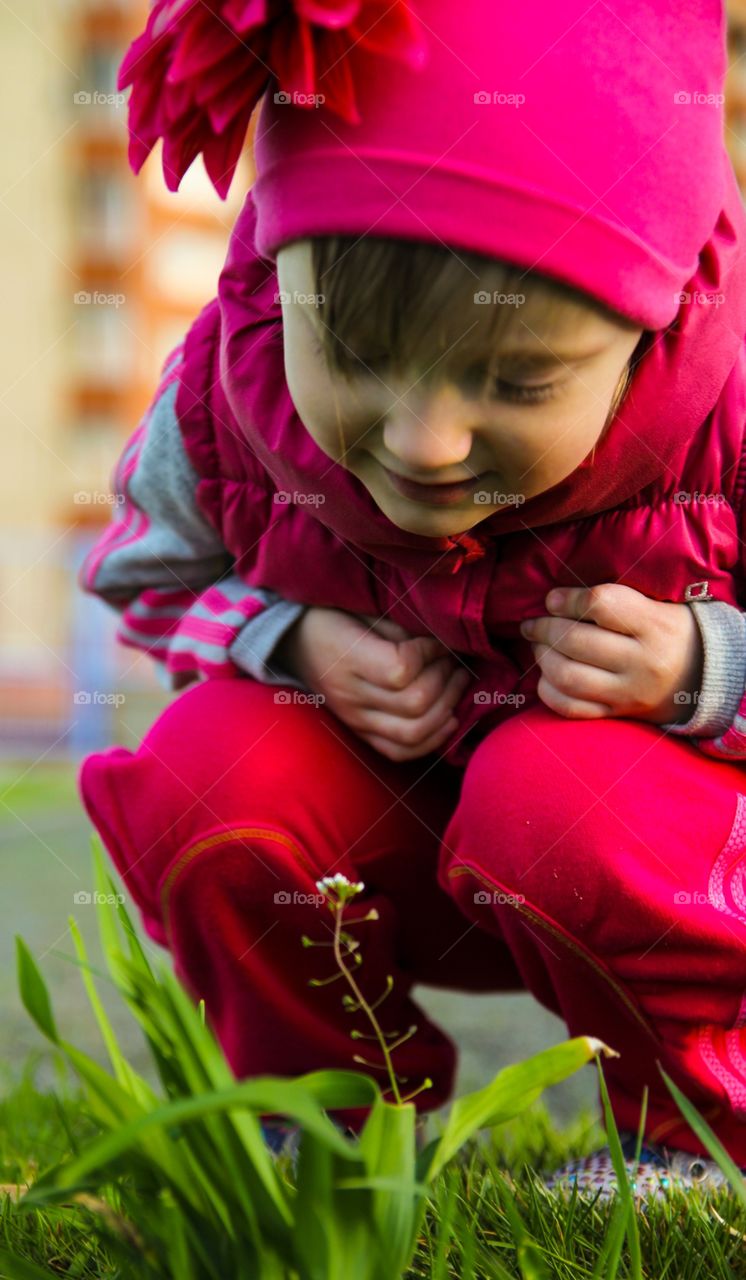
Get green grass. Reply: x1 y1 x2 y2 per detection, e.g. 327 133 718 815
3 1060 746 1279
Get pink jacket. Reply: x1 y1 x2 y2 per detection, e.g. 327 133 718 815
82 169 746 769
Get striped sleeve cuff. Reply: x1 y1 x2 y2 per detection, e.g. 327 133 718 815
229 596 310 690
659 599 746 738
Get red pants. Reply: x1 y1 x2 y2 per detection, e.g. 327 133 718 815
79 678 746 1161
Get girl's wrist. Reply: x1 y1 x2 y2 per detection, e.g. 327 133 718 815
274 615 307 681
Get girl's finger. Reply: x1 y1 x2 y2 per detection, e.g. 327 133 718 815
521 615 635 672
532 643 624 704
356 657 469 716
352 631 450 689
359 613 450 658
543 583 649 637
354 670 470 746
358 715 460 762
536 673 613 720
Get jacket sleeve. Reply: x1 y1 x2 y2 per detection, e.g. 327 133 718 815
657 595 746 757
79 346 310 693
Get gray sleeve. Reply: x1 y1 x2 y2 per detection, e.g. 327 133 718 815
229 593 310 690
659 599 746 737
150 587 310 692
90 363 310 689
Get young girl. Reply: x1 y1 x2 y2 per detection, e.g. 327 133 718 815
79 0 746 1195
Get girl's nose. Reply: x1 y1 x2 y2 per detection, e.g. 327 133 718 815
382 385 475 473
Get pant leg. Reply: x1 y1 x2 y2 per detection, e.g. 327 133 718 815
438 704 746 1164
78 677 521 1125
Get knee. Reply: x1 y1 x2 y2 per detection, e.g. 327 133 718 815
79 678 331 896
140 678 313 788
455 705 595 841
441 706 657 918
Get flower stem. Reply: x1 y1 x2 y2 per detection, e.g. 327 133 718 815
331 899 404 1105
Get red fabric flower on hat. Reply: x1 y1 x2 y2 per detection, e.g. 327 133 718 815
118 0 427 199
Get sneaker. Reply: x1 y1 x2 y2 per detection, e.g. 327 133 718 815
544 1130 746 1201
260 1113 430 1167
260 1117 361 1168
260 1119 302 1162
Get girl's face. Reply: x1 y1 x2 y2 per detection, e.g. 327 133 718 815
276 240 644 538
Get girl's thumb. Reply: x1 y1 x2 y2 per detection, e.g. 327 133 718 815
399 632 450 671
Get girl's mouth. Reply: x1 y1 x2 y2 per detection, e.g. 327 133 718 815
382 466 485 506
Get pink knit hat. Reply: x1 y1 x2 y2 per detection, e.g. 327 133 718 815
121 0 731 329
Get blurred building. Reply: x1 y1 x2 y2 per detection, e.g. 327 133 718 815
727 0 746 183
2 1 746 756
0 0 250 753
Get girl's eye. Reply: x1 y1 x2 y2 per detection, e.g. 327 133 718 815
492 378 558 404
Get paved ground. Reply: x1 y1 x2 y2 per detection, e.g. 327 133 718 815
0 760 598 1127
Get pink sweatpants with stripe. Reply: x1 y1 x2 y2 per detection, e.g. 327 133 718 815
79 678 746 1160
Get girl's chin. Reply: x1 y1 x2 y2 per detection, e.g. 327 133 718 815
376 491 481 537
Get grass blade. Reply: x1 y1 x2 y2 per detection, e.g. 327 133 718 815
15 938 59 1045
595 1058 641 1280
0 1249 62 1280
495 1173 550 1280
429 1037 617 1178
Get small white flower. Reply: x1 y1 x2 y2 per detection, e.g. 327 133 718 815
315 873 365 901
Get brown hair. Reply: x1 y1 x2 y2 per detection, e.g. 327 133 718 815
309 234 649 429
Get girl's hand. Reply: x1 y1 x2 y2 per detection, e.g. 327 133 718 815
274 606 471 760
519 584 704 724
